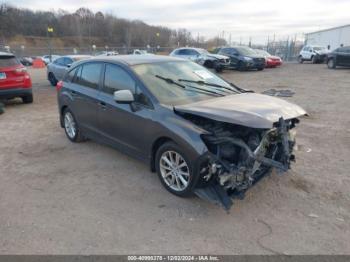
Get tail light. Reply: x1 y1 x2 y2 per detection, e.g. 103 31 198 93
56 80 63 91
14 67 27 75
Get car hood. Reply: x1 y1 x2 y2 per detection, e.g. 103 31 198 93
174 93 306 129
205 53 229 60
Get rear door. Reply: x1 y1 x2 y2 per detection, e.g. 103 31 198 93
97 63 154 159
68 62 103 134
0 55 24 90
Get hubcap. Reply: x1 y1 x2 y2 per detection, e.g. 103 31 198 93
328 60 334 68
159 151 190 191
64 112 76 139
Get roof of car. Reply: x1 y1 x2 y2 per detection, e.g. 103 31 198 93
88 54 185 65
0 51 15 56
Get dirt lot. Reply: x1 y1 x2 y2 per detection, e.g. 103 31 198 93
0 63 349 255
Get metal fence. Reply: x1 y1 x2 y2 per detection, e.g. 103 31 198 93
1 41 303 61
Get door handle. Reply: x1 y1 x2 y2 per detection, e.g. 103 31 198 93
70 90 77 96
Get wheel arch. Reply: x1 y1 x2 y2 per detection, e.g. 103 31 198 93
150 136 175 172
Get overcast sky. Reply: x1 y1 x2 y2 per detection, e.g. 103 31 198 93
8 0 350 43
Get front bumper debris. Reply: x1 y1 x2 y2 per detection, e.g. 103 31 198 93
195 117 297 211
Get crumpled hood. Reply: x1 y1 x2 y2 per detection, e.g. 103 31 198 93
174 93 307 129
205 53 229 60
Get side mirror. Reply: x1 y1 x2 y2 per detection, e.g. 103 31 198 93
67 64 71 68
114 90 134 103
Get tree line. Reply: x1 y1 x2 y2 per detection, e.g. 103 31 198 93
0 3 226 49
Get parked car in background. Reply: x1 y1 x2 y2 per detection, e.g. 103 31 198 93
0 52 33 103
19 56 33 66
254 49 282 68
47 55 91 86
326 46 350 69
42 55 60 65
95 51 119 56
298 45 328 64
130 49 150 55
218 46 266 71
169 47 230 72
57 55 306 210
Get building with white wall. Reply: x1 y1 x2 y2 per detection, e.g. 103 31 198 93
305 24 350 51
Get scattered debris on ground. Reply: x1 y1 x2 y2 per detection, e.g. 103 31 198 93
262 89 295 97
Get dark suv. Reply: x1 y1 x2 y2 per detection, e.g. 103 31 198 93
218 46 265 71
327 46 350 69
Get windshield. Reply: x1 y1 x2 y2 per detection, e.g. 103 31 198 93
313 46 326 51
236 47 256 56
197 49 209 54
255 50 270 56
0 56 20 67
133 61 235 105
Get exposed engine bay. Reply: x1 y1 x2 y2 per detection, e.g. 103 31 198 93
179 112 299 210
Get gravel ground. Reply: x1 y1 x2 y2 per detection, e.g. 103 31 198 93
0 63 349 255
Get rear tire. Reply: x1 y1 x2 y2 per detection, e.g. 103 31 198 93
155 142 195 197
48 73 58 86
63 108 85 142
311 55 317 64
257 67 264 71
327 58 336 69
298 56 303 64
22 94 33 104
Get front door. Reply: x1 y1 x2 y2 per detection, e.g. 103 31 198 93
97 63 154 159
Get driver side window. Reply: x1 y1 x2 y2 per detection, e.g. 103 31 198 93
103 64 151 107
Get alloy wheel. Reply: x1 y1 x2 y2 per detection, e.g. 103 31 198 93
64 112 76 139
159 150 190 191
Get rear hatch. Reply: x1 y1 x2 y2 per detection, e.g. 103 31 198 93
0 54 26 90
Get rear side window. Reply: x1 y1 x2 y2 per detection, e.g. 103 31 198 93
0 56 20 67
76 63 102 89
103 64 136 94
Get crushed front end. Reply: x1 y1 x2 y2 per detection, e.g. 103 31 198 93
183 114 300 210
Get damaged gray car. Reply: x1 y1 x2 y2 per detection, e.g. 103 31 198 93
57 55 306 210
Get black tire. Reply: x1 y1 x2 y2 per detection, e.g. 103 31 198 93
327 58 336 69
48 72 58 86
204 60 213 68
257 67 264 71
155 141 196 197
298 56 303 64
22 94 33 104
311 55 317 64
214 61 223 73
22 95 33 104
62 108 85 142
237 61 246 71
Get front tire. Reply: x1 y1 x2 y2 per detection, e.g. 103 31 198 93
63 108 85 142
298 56 303 64
312 55 318 64
155 142 195 197
327 58 336 69
237 61 246 71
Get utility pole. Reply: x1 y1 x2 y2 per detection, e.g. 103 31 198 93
47 26 54 62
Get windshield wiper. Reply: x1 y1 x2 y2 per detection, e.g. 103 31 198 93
229 82 255 93
155 75 224 96
178 79 239 94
